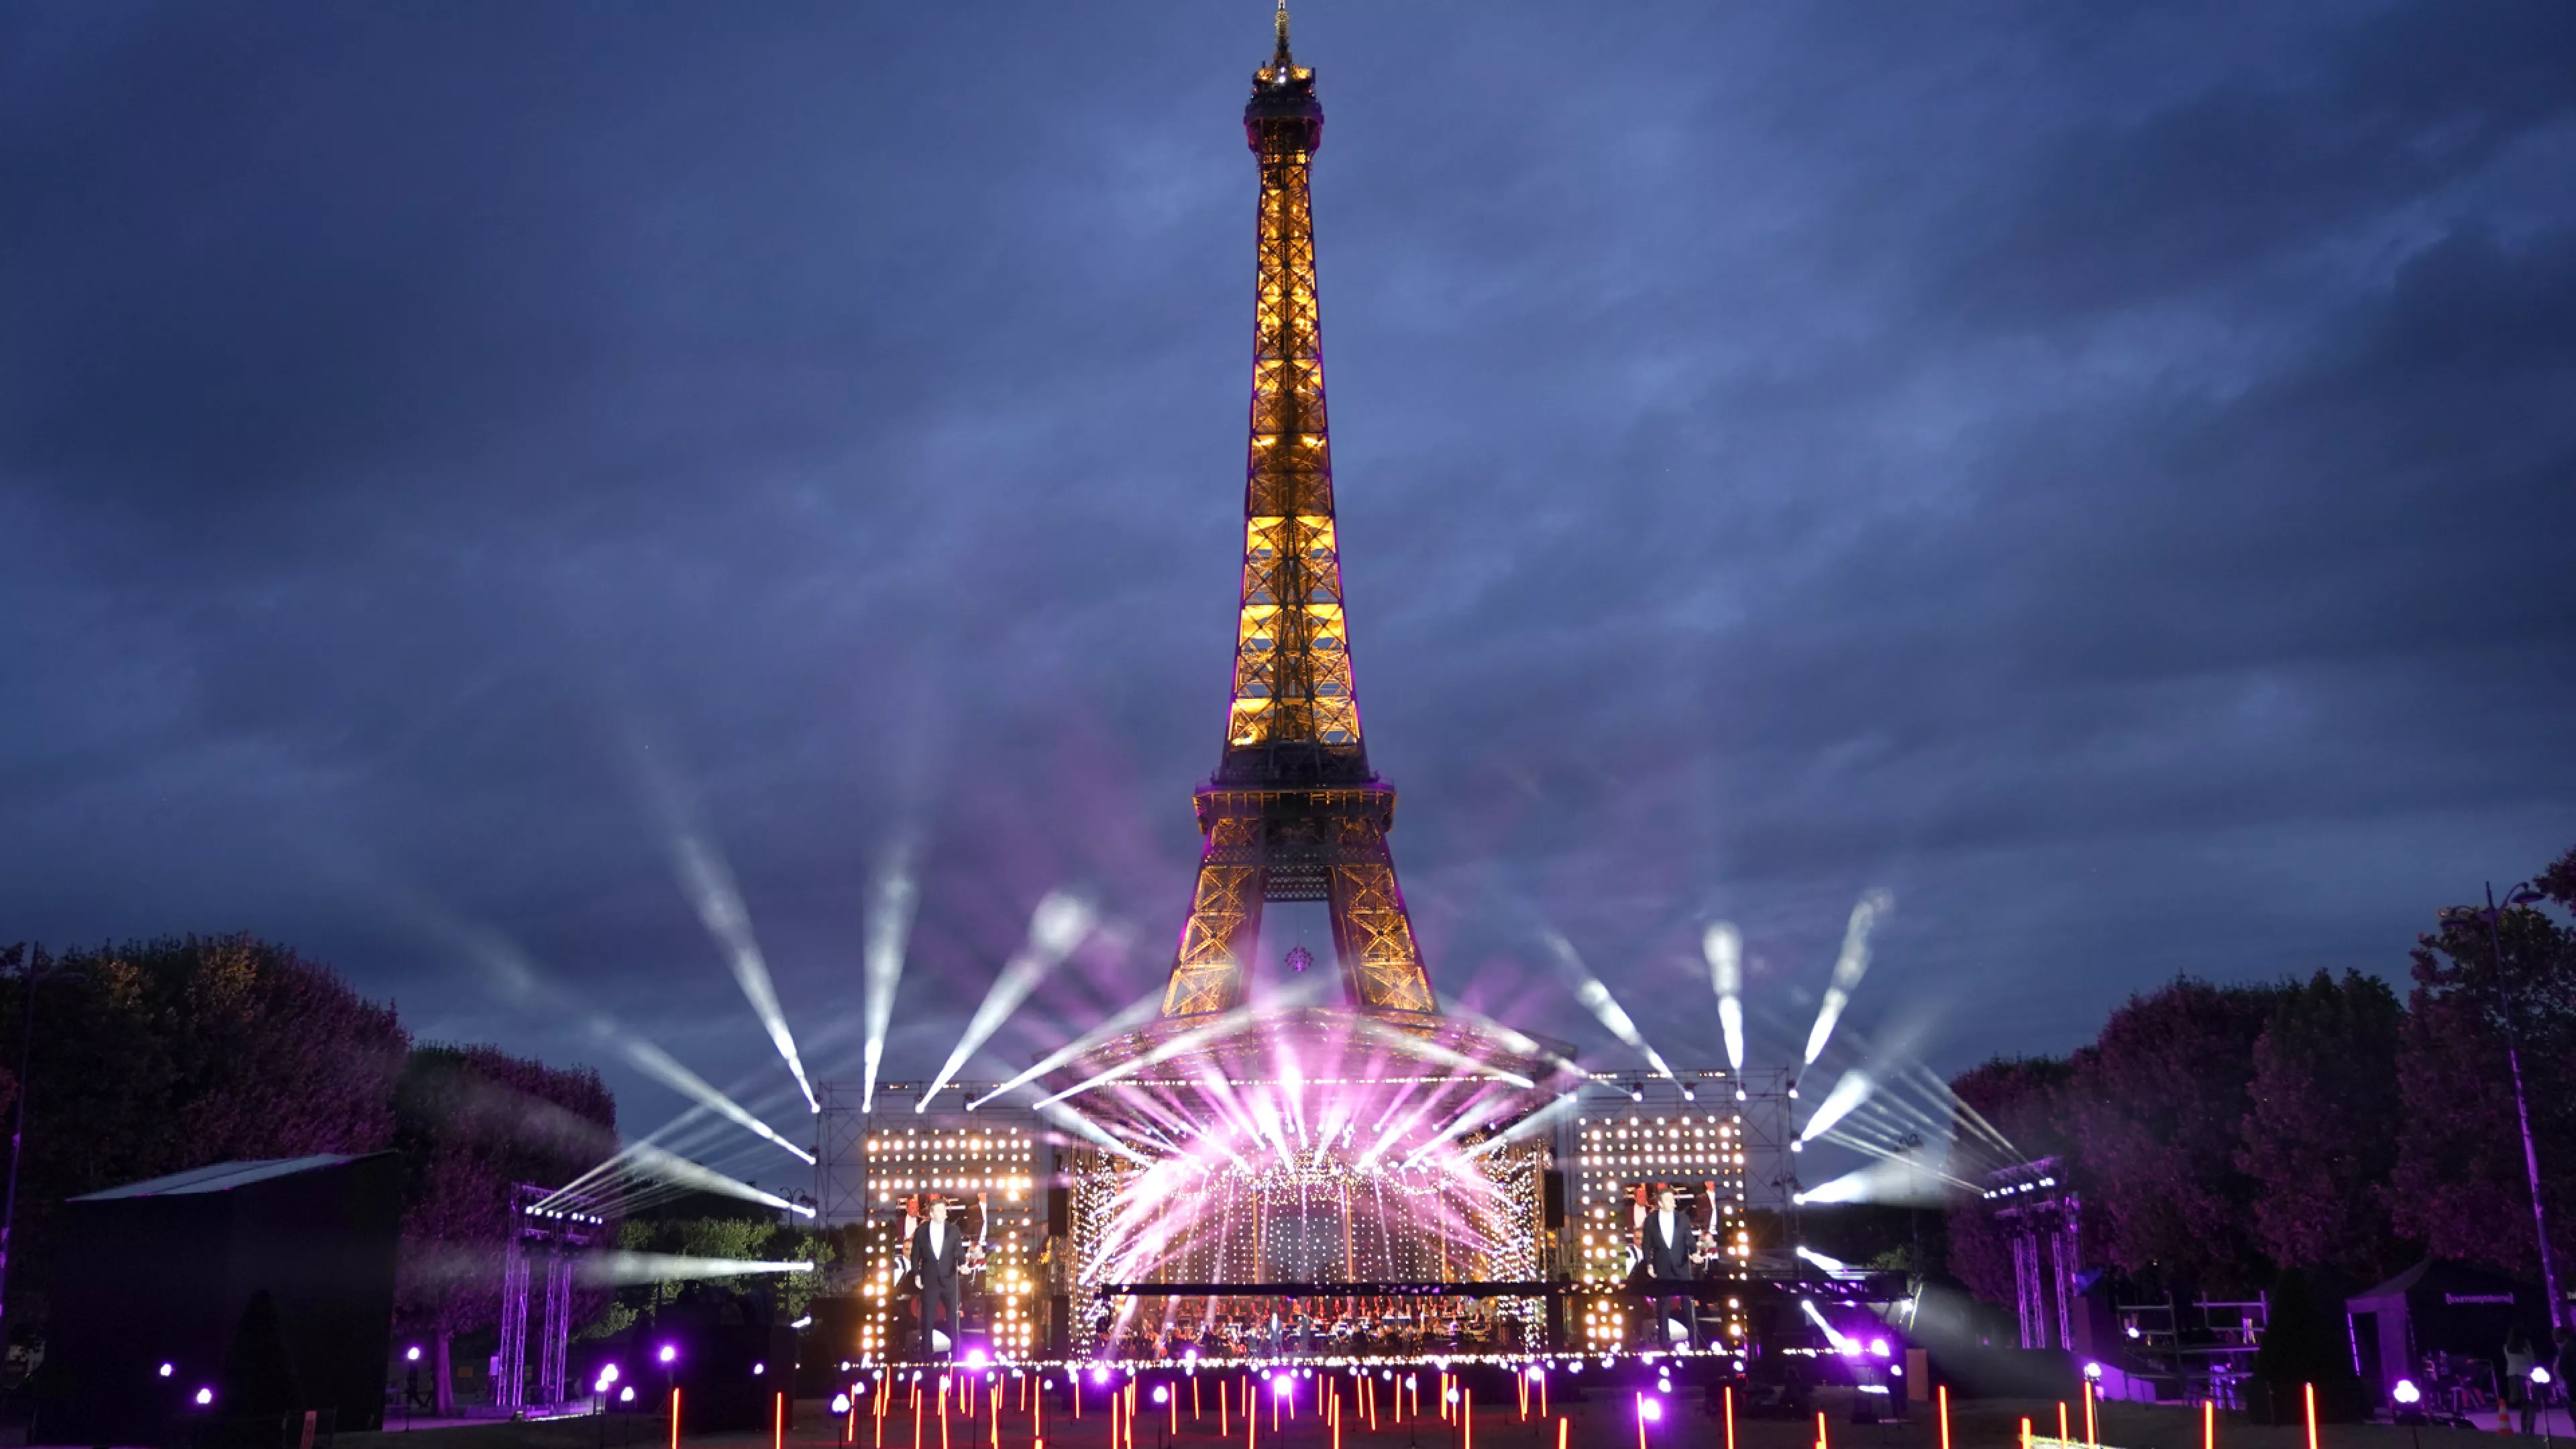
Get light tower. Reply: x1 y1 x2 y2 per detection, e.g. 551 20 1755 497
1160 1 1438 1021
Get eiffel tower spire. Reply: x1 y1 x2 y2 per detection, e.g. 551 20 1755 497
1159 14 1439 1022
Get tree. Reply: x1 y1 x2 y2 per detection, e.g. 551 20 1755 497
1943 1055 2077 1305
0 935 408 1341
608 1215 833 1337
2068 977 2290 1291
2389 874 2576 1282
2235 971 2406 1281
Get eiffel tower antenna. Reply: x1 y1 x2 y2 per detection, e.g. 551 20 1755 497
1161 12 1438 1022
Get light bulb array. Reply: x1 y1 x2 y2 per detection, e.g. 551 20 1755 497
857 1123 1042 1360
1568 1099 1750 1349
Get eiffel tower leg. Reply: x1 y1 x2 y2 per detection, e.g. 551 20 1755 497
1164 814 1267 1016
1324 816 1436 1014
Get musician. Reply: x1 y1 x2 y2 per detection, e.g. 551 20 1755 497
911 1193 967 1360
1636 1183 1698 1348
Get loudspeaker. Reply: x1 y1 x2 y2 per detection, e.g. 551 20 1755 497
1542 1171 1566 1229
1046 1185 1071 1236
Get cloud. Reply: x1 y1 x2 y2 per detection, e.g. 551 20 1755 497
0 0 2569 1127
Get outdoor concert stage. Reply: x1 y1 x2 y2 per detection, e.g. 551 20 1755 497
803 6 1909 1387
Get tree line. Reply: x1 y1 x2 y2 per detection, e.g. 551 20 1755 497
1944 842 2576 1311
0 934 616 1405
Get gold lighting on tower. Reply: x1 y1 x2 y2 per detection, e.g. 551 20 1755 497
1159 5 1438 1022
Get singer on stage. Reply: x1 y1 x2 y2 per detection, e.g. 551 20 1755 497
1635 1183 1698 1349
910 1194 967 1360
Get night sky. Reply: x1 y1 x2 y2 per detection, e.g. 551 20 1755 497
7 3 2573 1181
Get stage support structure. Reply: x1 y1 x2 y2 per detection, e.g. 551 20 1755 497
497 1181 602 1411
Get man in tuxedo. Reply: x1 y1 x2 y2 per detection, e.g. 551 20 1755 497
911 1195 965 1360
1638 1184 1697 1348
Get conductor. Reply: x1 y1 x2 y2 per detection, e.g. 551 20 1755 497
911 1195 966 1360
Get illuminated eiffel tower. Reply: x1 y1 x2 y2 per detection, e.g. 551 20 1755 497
1160 3 1438 1021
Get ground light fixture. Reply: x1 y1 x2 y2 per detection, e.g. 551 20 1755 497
194 1388 214 1407
158 1362 173 1377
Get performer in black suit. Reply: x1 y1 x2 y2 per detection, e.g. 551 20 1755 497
1637 1183 1698 1348
911 1195 966 1360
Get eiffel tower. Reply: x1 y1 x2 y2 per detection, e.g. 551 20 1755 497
1159 3 1439 1022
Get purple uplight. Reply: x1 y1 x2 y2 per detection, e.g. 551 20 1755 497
658 1344 678 1364
1870 1338 1890 1358
194 1387 215 1407
1092 1365 1111 1385
1641 1397 1664 1423
965 1348 990 1370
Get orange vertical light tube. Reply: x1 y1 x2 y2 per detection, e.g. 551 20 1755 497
2058 1401 2070 1444
1938 1385 1951 1449
672 1388 683 1449
1195 1379 1203 1421
992 1385 1002 1449
1464 1390 1473 1449
1222 1381 1230 1437
1558 1417 1568 1449
2022 1416 2034 1449
914 1391 925 1449
1817 1408 1830 1449
2303 1384 2318 1449
1725 1385 1737 1449
775 1391 786 1449
2086 1383 2097 1447
1637 1395 1649 1449
1171 1389 1179 1439
2202 1400 2215 1449
1541 1373 1548 1420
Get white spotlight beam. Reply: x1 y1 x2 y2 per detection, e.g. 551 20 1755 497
1703 922 1746 1071
633 743 820 1114
438 914 814 1167
1544 931 1680 1083
1795 1244 1851 1273
606 1031 816 1165
1463 1091 1586 1160
1802 890 1893 1066
1797 1069 1874 1144
625 1144 817 1218
921 891 1094 1112
1032 1011 1254 1108
580 1252 816 1287
1799 1299 1856 1353
1350 1016 1538 1089
861 841 920 1116
969 989 1167 1109
1032 1099 1152 1165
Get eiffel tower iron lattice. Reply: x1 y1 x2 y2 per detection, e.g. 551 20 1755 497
1161 5 1439 1023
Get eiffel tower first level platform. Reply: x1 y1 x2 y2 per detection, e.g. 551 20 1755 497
1160 5 1438 1024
